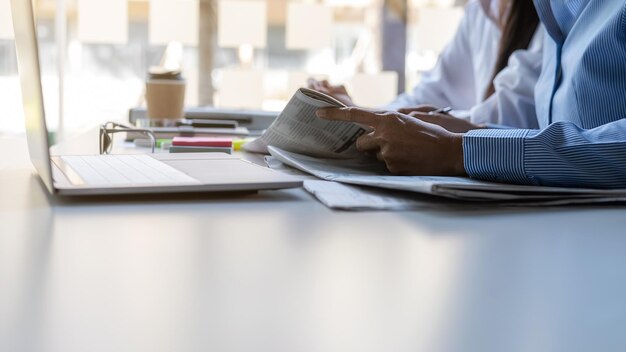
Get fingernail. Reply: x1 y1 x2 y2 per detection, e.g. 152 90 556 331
316 109 327 118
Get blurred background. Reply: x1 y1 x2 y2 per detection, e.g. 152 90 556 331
0 0 466 140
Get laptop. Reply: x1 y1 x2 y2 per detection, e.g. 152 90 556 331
10 0 302 196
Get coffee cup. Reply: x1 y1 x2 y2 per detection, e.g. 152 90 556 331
145 68 186 120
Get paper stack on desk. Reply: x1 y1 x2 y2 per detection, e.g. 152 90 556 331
268 146 626 206
168 137 234 154
128 126 249 140
303 180 441 210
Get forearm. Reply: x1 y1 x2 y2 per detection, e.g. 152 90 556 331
462 120 626 188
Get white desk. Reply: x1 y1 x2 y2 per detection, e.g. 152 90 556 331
2 132 626 352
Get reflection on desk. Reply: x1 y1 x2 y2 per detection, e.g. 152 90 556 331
2 133 626 352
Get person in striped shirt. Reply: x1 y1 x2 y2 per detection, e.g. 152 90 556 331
316 0 626 189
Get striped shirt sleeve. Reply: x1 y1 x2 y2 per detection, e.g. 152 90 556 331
463 119 626 188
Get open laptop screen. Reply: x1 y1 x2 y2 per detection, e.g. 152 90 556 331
11 0 54 193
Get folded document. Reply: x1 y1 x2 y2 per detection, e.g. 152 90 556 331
303 180 433 210
269 146 626 203
245 88 371 159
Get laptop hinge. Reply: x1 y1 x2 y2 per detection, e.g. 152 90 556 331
51 156 86 186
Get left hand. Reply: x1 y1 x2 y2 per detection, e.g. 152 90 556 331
316 107 467 176
307 79 355 107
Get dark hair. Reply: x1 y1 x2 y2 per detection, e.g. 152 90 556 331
484 0 540 99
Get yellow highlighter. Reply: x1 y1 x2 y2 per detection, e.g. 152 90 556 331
233 138 253 151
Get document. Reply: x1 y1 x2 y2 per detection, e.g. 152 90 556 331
269 146 626 203
303 180 431 211
244 88 372 159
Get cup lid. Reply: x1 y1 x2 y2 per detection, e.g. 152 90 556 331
148 66 183 80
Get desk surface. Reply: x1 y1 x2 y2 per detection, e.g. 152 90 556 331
2 133 626 352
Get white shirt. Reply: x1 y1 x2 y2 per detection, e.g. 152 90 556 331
384 0 543 129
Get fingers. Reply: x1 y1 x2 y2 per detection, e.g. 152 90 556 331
307 81 321 92
316 107 382 128
356 132 379 152
406 111 452 128
307 78 327 90
410 113 440 125
398 105 438 115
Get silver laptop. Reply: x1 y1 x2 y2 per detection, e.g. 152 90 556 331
11 0 302 196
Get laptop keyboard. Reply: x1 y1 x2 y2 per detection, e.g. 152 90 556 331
60 154 200 186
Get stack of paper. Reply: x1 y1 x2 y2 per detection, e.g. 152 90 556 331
268 146 626 207
303 180 436 210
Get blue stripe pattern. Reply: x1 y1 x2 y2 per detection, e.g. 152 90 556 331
463 0 626 189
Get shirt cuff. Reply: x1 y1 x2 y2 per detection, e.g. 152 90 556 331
463 128 538 185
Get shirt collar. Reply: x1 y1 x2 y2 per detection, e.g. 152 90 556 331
533 0 565 43
534 0 590 42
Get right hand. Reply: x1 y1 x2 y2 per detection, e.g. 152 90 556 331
307 79 355 107
316 107 467 176
399 105 486 133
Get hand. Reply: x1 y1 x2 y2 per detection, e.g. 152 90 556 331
399 106 486 133
307 79 355 107
316 107 467 176
397 105 439 115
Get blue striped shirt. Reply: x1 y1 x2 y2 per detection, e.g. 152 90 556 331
463 0 626 188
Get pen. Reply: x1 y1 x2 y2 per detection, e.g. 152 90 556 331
429 107 452 115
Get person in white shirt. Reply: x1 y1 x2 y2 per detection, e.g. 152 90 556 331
309 0 543 129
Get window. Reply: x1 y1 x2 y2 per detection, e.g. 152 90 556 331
0 0 464 138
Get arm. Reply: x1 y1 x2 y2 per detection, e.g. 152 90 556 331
317 107 626 189
464 119 626 188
